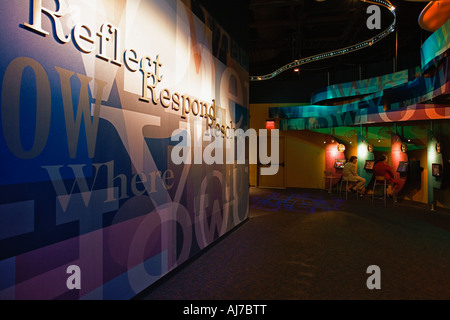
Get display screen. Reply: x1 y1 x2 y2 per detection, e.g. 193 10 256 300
364 160 375 171
432 163 442 177
397 161 409 173
334 159 346 169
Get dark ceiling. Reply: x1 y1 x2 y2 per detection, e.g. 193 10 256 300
198 0 431 101
248 0 428 78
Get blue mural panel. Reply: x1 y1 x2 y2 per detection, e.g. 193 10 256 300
0 0 249 300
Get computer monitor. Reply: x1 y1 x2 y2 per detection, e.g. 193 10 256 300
432 163 442 177
364 160 375 171
397 161 409 173
334 159 346 169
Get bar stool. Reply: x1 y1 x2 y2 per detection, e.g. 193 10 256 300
372 176 388 206
323 171 338 195
339 176 359 200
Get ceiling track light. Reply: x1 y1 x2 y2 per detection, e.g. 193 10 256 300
249 0 396 81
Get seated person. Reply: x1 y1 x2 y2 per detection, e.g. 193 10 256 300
342 156 366 193
373 155 401 196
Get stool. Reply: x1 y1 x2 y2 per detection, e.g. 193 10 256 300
339 176 359 200
323 171 338 196
372 176 394 206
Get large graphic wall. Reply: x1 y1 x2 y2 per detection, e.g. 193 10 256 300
0 0 249 299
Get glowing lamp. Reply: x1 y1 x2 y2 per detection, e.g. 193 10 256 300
436 142 441 154
337 144 346 152
265 120 276 130
401 143 407 153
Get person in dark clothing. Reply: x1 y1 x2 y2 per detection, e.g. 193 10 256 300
373 154 401 196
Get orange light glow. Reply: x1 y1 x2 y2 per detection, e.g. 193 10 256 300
419 1 450 32
266 120 276 130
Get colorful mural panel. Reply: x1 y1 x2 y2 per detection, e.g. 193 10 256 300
270 20 450 131
0 0 249 300
421 19 450 71
272 57 449 130
310 68 417 105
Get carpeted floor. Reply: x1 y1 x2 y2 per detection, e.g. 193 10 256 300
135 187 450 300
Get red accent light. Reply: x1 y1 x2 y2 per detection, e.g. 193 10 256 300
266 120 276 130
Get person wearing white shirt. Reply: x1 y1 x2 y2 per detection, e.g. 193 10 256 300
342 156 366 193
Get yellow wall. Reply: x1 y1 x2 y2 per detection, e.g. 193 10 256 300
283 131 325 189
250 103 325 190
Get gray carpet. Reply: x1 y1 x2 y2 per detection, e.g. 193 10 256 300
135 187 450 300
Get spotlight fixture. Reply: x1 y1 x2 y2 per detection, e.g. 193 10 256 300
401 143 407 153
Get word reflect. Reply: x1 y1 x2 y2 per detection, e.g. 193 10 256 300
22 0 231 132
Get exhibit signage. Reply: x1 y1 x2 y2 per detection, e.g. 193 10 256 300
0 0 250 300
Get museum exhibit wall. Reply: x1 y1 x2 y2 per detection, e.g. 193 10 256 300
0 0 249 299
